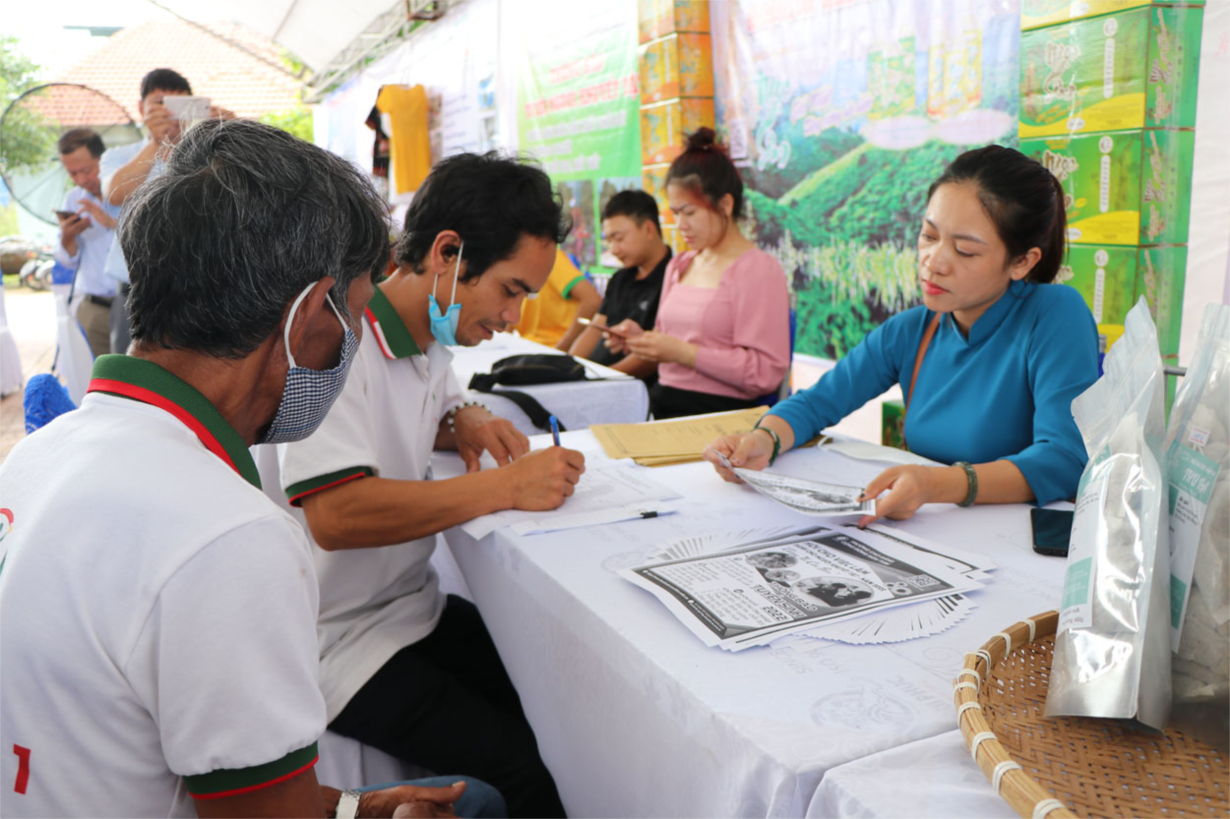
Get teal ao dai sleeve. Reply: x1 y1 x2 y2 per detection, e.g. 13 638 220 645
767 279 1100 506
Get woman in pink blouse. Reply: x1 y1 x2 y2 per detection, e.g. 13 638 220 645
607 128 791 419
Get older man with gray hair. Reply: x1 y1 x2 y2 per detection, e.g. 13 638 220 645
0 119 502 819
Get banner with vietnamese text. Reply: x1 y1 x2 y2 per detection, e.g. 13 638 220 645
509 0 643 267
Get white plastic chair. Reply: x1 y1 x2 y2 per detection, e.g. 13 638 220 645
50 283 94 404
0 282 23 397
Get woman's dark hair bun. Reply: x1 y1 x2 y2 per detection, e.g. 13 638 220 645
684 127 719 153
667 127 744 219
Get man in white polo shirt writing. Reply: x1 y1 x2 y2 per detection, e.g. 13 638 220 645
0 119 501 819
270 153 584 818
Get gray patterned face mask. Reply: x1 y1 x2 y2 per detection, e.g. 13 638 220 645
258 282 358 445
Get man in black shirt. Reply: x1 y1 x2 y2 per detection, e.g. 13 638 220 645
570 190 671 378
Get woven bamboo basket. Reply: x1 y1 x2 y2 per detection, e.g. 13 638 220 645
952 610 1229 819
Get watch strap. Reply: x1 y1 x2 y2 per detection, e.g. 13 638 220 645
336 789 362 819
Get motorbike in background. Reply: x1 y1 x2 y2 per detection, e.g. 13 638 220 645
0 235 55 290
18 245 54 291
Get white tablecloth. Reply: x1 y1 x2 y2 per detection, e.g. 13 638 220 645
810 730 1016 818
435 430 1071 818
447 333 649 436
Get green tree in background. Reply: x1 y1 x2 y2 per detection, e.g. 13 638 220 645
259 106 313 142
259 46 313 141
0 37 53 177
0 37 50 235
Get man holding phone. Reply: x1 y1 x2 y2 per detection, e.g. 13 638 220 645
54 128 121 358
101 68 234 353
568 190 671 379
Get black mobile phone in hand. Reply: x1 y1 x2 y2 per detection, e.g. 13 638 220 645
1031 507 1074 556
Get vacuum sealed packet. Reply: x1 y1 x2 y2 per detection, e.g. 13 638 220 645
1046 298 1171 732
1164 303 1230 749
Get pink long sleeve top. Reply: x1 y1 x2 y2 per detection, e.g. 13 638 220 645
655 248 791 400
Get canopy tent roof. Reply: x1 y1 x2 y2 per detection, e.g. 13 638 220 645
155 0 414 84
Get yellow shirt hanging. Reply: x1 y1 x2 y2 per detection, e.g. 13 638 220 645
375 85 431 194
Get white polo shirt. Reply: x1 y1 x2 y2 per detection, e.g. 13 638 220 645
272 285 463 720
0 356 326 818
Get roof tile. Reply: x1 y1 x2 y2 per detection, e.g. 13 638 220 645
55 19 304 122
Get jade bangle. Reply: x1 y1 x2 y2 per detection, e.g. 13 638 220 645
953 461 978 507
752 424 782 466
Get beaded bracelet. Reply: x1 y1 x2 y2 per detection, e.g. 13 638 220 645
446 401 489 433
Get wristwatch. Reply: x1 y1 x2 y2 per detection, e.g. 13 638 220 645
335 789 362 819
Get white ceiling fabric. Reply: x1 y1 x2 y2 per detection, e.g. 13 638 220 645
157 0 398 71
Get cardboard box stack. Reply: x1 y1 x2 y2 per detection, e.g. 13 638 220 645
637 0 713 254
1020 0 1204 371
883 0 1204 446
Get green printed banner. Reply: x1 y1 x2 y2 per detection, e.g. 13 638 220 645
509 1 643 267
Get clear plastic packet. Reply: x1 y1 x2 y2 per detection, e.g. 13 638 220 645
1046 298 1171 732
1164 303 1229 750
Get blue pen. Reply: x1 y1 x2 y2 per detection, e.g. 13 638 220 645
549 415 561 447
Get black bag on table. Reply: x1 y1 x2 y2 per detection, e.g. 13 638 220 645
468 354 588 432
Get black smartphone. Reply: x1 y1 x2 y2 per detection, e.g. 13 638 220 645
1031 508 1074 556
53 209 78 221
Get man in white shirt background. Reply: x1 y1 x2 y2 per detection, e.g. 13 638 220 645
101 67 232 353
54 128 121 358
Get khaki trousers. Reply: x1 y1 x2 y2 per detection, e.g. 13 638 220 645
76 297 112 359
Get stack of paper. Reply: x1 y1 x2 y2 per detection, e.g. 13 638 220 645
625 523 994 650
590 407 770 466
460 464 681 539
794 524 992 644
785 594 977 645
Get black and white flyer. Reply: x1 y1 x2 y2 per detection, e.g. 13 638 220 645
732 467 876 516
619 525 983 651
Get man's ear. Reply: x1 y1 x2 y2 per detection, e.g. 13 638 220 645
428 230 465 278
284 277 337 361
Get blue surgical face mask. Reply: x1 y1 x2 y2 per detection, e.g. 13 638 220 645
428 241 464 346
258 282 359 445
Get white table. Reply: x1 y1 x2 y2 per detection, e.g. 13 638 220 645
435 430 1071 818
447 333 649 436
810 731 1015 818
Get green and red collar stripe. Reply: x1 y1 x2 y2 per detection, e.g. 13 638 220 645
87 355 261 490
364 285 422 360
